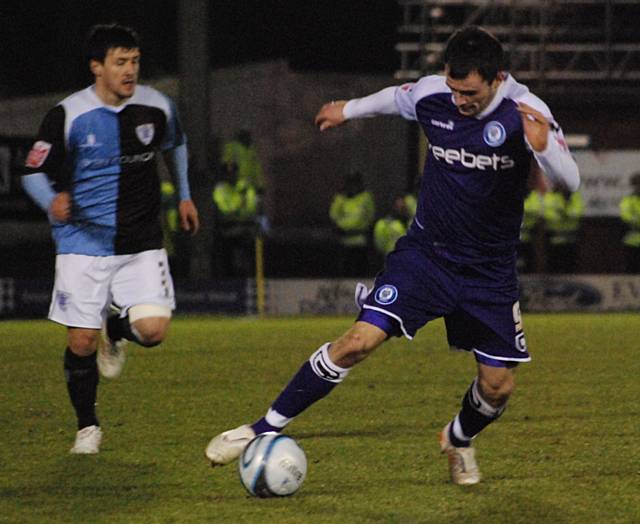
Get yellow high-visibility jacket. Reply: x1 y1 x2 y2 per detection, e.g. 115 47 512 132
620 194 640 248
329 191 375 247
520 190 544 243
543 191 584 245
222 140 265 192
374 216 407 255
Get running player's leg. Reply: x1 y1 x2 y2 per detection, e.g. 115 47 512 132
107 249 175 348
49 254 111 453
105 304 171 348
65 327 102 453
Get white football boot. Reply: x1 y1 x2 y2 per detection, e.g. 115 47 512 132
98 309 127 379
205 424 256 466
70 425 102 454
439 422 481 485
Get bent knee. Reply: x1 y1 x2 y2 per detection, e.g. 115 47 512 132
68 329 99 356
131 317 169 347
478 374 515 404
330 324 385 367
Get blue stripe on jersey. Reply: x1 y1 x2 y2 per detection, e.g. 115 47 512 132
52 107 121 254
53 222 116 256
68 108 120 228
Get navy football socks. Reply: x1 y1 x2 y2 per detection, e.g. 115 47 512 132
452 378 505 447
63 348 99 430
106 313 137 343
252 344 349 434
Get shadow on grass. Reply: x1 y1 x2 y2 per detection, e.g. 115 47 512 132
2 457 173 520
292 421 425 441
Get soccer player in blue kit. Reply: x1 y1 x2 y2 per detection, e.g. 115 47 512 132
22 24 199 454
206 26 579 484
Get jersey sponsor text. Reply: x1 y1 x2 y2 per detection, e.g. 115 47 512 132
429 144 515 171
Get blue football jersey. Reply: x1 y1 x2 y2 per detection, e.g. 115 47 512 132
24 85 185 256
394 74 557 264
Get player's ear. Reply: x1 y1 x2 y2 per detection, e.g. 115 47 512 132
89 59 102 77
490 72 504 89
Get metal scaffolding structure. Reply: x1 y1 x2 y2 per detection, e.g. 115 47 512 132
395 0 640 97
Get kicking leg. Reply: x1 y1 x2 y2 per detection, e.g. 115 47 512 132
205 321 388 466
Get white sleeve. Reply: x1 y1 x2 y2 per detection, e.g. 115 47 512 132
515 90 580 192
343 86 400 120
530 124 580 192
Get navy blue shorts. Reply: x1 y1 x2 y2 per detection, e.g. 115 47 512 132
359 235 529 366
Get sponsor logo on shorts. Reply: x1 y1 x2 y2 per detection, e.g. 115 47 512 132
56 291 71 311
483 121 507 147
25 141 52 168
136 123 155 145
374 285 398 305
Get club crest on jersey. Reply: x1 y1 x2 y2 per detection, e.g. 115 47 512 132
136 124 155 145
483 121 506 147
79 133 100 148
374 285 398 305
25 141 52 168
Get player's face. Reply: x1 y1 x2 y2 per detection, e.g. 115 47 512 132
445 69 501 117
92 47 140 106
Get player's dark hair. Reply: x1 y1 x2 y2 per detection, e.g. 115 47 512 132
444 26 504 82
85 23 140 63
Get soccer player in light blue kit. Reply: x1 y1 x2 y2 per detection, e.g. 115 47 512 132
22 24 199 454
206 26 579 484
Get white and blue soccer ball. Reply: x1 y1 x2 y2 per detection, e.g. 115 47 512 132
238 433 307 497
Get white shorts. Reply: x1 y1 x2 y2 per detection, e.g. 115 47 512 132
49 249 175 329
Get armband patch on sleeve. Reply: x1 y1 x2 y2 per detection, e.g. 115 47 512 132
25 141 52 168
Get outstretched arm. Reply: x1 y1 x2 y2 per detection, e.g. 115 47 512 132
315 101 348 131
315 86 400 131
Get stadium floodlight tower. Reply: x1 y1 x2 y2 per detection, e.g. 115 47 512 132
395 0 640 100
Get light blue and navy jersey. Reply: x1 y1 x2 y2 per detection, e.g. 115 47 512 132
23 85 185 256
394 74 561 265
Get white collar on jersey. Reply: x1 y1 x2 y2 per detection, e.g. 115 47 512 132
474 73 515 120
88 84 135 113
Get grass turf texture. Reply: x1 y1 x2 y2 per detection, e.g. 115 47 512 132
0 314 638 523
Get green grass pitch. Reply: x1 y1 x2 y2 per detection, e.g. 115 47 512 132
1 314 638 523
